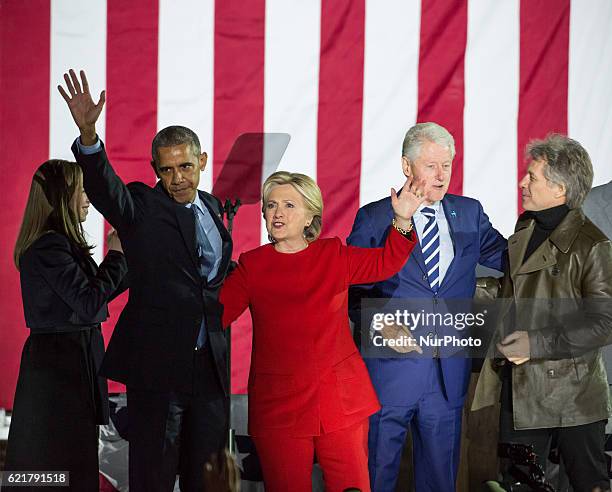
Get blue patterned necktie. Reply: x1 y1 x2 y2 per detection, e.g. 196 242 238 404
421 207 440 293
192 204 215 347
192 204 215 279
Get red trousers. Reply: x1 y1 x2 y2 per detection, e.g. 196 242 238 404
252 419 370 492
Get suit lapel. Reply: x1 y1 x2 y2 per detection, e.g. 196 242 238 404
517 240 557 274
409 218 428 277
507 220 534 279
173 200 200 272
437 196 469 289
155 182 231 280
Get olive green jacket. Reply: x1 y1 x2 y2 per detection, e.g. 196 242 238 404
472 208 612 429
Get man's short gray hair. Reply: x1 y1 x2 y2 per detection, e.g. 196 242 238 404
527 134 593 209
401 122 456 162
151 125 201 165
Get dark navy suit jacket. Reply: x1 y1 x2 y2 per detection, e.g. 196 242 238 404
71 141 233 395
348 193 506 407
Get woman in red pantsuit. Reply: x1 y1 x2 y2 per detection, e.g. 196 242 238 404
219 171 424 492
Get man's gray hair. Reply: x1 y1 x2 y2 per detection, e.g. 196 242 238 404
401 122 456 162
151 125 201 165
527 134 593 209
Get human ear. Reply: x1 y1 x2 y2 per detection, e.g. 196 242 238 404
199 152 208 172
401 156 412 178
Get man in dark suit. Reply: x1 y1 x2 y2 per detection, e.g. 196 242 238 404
58 69 232 492
348 122 507 491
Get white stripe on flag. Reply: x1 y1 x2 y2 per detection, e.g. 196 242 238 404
568 0 612 186
158 0 215 192
360 0 421 207
262 0 321 244
50 0 107 263
463 0 519 238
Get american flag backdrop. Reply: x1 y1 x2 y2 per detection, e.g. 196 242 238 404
1 0 611 408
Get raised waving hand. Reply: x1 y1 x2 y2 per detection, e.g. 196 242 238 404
391 176 427 230
57 69 105 145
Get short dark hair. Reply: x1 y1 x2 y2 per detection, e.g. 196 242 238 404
151 125 201 165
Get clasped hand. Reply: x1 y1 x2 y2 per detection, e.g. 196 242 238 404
497 330 531 365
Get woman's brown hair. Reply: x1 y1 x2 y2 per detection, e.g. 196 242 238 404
14 159 92 269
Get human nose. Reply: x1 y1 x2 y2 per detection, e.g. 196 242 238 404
519 173 529 188
171 169 184 184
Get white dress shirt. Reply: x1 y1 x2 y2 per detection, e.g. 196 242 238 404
413 201 454 287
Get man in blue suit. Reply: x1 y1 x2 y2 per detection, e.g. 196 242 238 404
348 122 507 491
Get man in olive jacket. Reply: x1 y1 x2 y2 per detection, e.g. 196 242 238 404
473 134 612 491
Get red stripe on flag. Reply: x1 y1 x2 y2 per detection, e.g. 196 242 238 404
213 0 265 394
417 0 467 196
517 0 569 213
0 0 51 409
105 0 159 393
317 0 365 240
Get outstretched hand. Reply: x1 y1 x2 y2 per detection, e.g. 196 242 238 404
390 176 427 229
57 69 105 145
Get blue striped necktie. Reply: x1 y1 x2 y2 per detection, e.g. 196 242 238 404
420 207 440 293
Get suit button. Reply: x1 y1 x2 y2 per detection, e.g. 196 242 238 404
547 369 555 377
422 274 428 281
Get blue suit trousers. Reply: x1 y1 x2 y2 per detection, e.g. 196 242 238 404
368 360 463 491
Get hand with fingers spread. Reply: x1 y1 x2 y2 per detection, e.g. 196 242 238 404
390 176 427 230
57 69 105 145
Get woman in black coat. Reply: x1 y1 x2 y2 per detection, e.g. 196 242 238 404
3 159 127 491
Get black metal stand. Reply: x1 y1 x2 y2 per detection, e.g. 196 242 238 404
223 198 241 455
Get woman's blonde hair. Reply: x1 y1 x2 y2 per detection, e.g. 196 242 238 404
14 160 91 269
261 171 323 242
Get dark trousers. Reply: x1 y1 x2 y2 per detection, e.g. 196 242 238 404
500 376 609 492
127 346 228 492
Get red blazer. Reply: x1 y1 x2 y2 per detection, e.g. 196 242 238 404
220 226 415 437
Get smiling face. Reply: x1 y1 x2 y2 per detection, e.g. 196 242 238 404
519 158 566 211
154 143 207 204
71 177 90 222
264 184 313 250
402 140 452 204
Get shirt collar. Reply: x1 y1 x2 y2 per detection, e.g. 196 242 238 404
187 192 204 214
416 200 442 216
